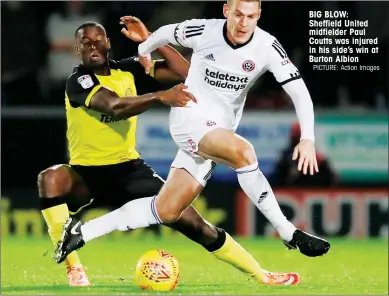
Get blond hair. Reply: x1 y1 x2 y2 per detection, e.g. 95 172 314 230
227 0 261 7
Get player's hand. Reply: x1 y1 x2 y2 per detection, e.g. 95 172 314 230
158 84 197 107
138 53 152 74
292 139 319 175
120 16 151 42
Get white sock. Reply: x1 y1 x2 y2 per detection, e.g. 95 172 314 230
236 162 296 242
81 196 162 243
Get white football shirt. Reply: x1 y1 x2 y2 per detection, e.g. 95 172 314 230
139 18 314 140
171 19 301 129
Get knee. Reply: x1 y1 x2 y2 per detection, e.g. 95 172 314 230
234 141 257 168
156 203 185 224
37 165 71 197
38 166 62 189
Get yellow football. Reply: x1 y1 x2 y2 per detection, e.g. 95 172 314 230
134 249 180 291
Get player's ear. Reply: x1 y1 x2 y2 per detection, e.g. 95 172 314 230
107 38 111 50
223 3 229 18
74 44 80 56
258 8 262 19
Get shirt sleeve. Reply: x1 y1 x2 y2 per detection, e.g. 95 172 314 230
266 39 315 141
138 19 207 55
116 57 163 95
266 39 302 85
282 79 315 141
65 70 102 107
172 19 207 49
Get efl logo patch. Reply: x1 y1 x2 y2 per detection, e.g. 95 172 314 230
281 59 291 66
242 60 255 72
77 75 94 89
188 139 197 152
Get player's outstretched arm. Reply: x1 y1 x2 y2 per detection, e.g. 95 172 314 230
281 79 315 141
282 80 319 175
120 16 189 80
138 23 182 56
151 49 189 81
266 38 318 175
138 19 207 56
88 84 196 119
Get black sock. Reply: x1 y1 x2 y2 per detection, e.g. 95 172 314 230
39 196 66 210
204 227 227 252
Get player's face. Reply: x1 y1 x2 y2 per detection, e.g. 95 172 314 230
75 25 111 68
223 0 261 44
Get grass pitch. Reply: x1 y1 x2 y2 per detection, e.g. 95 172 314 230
2 235 388 295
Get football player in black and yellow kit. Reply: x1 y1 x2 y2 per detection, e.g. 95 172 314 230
39 18 276 287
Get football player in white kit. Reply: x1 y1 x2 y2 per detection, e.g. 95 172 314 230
56 0 330 284
137 0 330 256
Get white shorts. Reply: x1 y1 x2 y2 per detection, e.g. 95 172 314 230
169 108 224 186
169 107 229 155
171 149 216 187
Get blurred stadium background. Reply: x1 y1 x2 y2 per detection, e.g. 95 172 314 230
1 1 388 294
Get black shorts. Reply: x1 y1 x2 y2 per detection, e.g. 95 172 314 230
67 159 164 214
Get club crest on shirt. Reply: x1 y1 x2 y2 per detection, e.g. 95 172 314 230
242 60 255 72
77 75 94 89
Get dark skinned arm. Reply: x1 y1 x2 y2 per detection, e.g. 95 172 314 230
153 45 190 81
89 87 161 119
88 84 196 119
120 16 190 81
